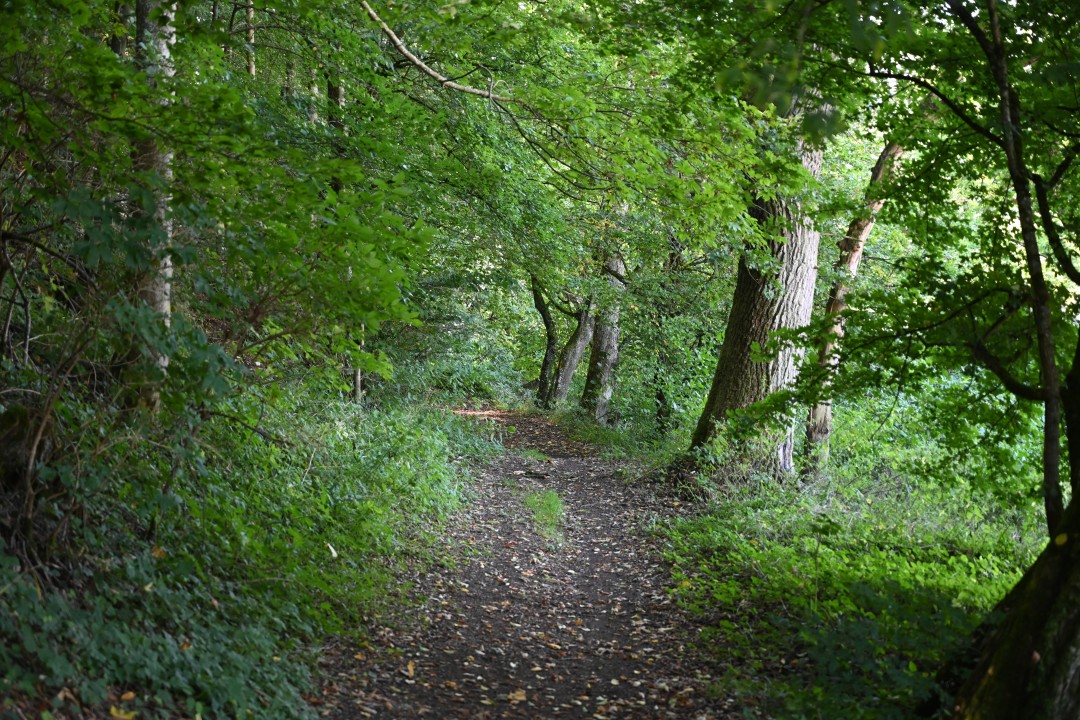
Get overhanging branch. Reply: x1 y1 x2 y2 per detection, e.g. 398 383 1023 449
969 340 1047 402
1031 172 1080 287
360 1 515 103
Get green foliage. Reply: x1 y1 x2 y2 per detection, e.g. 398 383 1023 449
0 552 316 718
518 449 552 462
664 428 1040 719
0 388 499 717
373 292 528 406
3 0 1077 715
524 490 565 542
551 405 686 464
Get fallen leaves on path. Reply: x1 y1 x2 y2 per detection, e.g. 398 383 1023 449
316 412 741 719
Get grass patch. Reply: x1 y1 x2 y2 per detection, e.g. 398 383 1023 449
524 489 565 541
548 405 688 467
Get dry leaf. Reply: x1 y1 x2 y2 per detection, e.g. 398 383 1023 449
109 706 137 719
120 691 136 701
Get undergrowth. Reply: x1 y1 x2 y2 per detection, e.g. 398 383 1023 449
663 468 1039 719
0 387 502 719
548 405 686 466
549 392 1043 718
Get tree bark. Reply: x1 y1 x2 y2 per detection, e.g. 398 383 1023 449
552 301 594 403
804 141 903 474
581 256 625 425
328 73 345 193
691 135 824 473
245 2 255 78
654 373 673 433
110 4 130 57
353 330 365 404
1063 337 1080 498
308 69 320 124
133 0 175 406
946 493 1080 720
530 275 559 408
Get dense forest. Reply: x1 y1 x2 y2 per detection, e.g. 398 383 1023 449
2 0 1080 717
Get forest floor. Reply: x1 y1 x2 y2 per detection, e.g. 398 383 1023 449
315 411 742 719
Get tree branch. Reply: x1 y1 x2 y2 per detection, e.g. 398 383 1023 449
944 0 998 66
205 410 294 447
1031 172 1080 286
1048 145 1079 188
862 66 1003 148
549 295 577 318
969 340 1047 402
360 1 515 103
601 262 627 286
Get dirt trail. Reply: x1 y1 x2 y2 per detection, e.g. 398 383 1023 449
316 412 738 719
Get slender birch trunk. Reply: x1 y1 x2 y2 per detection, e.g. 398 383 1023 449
245 2 255 77
133 0 175 407
803 141 903 474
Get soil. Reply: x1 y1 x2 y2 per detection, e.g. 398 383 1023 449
315 411 740 719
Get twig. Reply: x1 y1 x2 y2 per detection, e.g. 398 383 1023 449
206 410 294 447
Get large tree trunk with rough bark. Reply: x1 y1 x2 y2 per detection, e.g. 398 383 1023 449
690 136 824 473
804 141 903 474
552 302 594 403
945 493 1080 719
530 275 559 408
581 256 625 425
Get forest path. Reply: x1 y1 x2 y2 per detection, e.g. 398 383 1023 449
315 411 738 719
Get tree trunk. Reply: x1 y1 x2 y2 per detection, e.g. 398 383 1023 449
804 141 903 474
946 494 1080 719
133 0 175 405
110 4 130 56
328 74 345 192
283 61 295 99
353 330 365 404
530 275 559 408
690 136 824 473
1063 337 1080 497
654 373 673 433
245 2 255 77
581 256 625 425
552 302 594 403
309 69 320 124
945 0 1063 534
